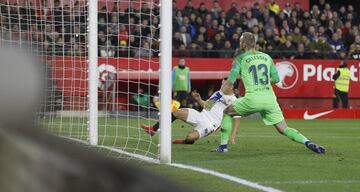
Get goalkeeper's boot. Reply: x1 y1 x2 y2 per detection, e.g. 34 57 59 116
141 124 155 136
305 141 325 154
211 145 228 153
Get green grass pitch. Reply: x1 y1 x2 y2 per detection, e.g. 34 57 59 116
43 118 360 192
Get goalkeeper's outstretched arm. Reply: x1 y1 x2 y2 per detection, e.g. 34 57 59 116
221 62 241 95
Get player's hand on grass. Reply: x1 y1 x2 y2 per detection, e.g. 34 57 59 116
228 135 236 145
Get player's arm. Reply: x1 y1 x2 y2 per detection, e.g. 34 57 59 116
191 91 205 108
269 60 280 84
221 62 241 94
228 117 241 144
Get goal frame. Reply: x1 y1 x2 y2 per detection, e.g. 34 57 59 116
87 0 172 163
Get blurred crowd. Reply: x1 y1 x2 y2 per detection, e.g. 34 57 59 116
172 0 360 59
1 0 360 59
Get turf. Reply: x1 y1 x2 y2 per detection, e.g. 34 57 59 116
43 118 360 192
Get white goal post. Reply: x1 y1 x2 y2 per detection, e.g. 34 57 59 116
158 0 172 163
86 0 173 163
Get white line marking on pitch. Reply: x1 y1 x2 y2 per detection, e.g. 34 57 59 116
59 136 283 192
261 180 360 184
170 163 283 192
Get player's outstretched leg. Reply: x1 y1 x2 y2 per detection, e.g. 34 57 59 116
212 105 238 152
211 127 229 152
173 130 199 144
141 108 188 136
274 120 325 154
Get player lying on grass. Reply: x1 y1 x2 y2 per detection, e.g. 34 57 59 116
220 32 325 154
141 78 240 148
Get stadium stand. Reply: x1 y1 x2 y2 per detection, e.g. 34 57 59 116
1 0 360 59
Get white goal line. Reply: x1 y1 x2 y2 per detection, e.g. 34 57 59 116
58 136 283 192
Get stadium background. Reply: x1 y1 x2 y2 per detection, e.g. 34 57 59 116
3 0 356 118
1 0 360 192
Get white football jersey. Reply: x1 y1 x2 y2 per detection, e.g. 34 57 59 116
202 91 237 125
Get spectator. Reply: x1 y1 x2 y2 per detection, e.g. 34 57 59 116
175 44 190 57
189 42 202 57
173 32 183 49
182 0 196 16
203 42 218 58
99 40 116 57
220 40 234 58
183 16 196 38
338 6 347 22
294 43 311 59
257 35 268 51
179 26 192 47
283 2 292 18
225 19 237 37
174 10 184 28
309 35 333 59
310 5 320 19
134 41 153 57
307 26 317 41
326 20 337 38
329 33 345 52
207 19 219 39
226 2 238 20
195 34 206 49
332 12 343 29
318 0 326 11
118 24 128 43
197 3 208 19
350 44 360 59
251 2 262 20
280 40 296 59
291 27 303 45
118 40 129 57
293 2 304 18
279 29 287 44
230 33 240 49
245 11 258 29
212 33 224 50
323 3 332 19
268 0 280 16
210 0 222 19
218 11 227 26
55 37 66 56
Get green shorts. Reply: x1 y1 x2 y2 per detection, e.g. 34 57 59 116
232 97 284 125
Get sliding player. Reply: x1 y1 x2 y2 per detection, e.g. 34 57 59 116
220 32 325 154
141 78 239 150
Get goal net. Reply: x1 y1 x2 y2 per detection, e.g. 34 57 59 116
0 0 171 163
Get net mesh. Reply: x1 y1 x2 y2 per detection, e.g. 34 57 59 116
0 0 161 161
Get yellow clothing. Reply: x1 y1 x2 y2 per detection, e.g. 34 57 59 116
335 68 350 92
269 3 280 14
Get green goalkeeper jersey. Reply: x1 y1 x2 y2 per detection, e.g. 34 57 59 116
228 50 279 99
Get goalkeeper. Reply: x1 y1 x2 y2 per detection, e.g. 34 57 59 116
141 78 239 147
220 32 325 154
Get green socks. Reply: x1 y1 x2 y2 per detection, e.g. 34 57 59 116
284 127 309 144
220 114 233 145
